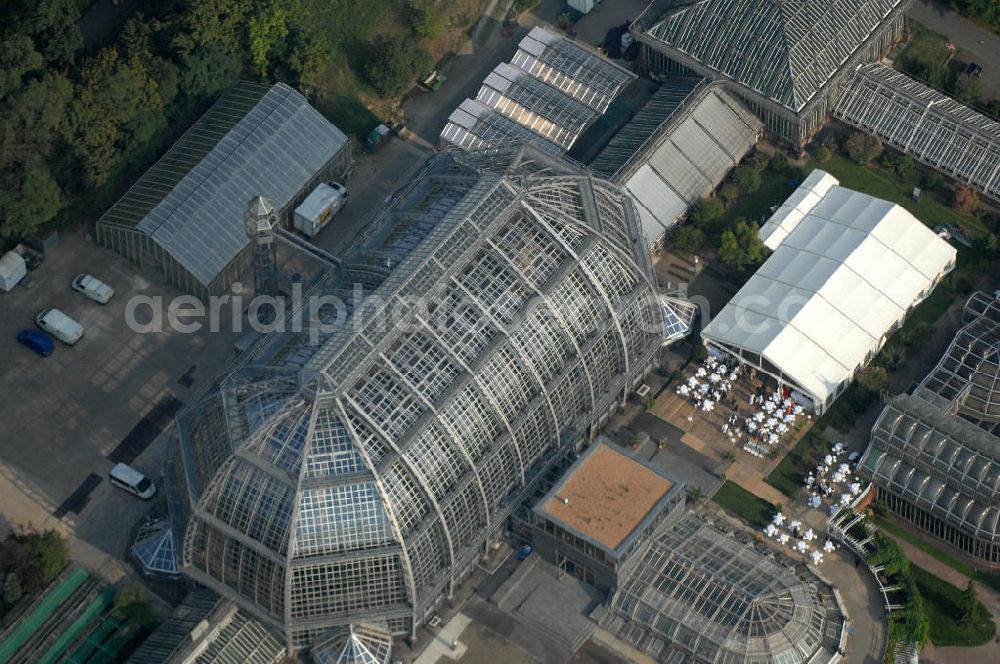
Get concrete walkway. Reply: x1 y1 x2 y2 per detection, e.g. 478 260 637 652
725 463 791 507
881 532 1000 664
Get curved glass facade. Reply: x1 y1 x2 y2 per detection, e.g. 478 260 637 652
176 150 662 651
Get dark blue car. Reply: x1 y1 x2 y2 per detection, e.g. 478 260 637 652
17 329 55 357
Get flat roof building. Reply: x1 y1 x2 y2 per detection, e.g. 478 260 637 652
702 170 956 413
859 292 1000 565
96 81 352 298
531 440 685 590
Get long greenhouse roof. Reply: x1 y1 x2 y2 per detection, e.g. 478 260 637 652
645 0 908 111
442 27 634 154
859 292 1000 543
97 81 349 285
833 63 1000 201
617 85 761 245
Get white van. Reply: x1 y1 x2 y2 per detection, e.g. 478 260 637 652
109 463 156 499
293 181 349 238
36 308 84 345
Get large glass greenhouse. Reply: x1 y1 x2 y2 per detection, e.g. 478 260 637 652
172 146 663 652
602 515 848 663
859 292 1000 564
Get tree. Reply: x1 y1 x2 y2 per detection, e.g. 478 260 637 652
687 486 705 505
672 226 705 252
362 36 432 96
1 0 82 66
747 150 770 170
959 580 986 628
925 172 944 191
718 181 740 206
885 153 914 179
67 47 166 188
954 185 978 214
0 166 62 239
179 43 242 105
689 197 725 229
733 165 761 192
954 72 980 104
248 0 289 77
815 145 832 163
858 366 889 393
21 529 68 587
718 219 768 270
769 150 789 172
2 573 22 608
170 0 251 57
973 231 998 259
413 5 446 39
845 131 882 165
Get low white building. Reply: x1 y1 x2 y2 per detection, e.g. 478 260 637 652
701 170 956 413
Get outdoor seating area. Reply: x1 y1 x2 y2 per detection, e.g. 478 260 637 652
671 353 811 461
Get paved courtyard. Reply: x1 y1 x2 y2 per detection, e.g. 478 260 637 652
0 228 240 581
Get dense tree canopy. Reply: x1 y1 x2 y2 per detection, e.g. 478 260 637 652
0 0 451 241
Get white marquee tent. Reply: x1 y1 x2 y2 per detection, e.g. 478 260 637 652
702 170 956 413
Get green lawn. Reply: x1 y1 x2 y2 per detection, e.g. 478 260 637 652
765 429 828 497
875 516 1000 593
717 170 800 229
804 155 987 235
911 565 996 647
711 481 777 528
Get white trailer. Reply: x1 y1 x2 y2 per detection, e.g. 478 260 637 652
293 182 348 238
0 251 26 291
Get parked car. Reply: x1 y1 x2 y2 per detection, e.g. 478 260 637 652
36 308 84 345
16 329 55 357
964 62 983 78
71 274 114 304
109 463 156 499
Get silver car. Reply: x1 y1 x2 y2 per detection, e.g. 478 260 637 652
71 274 114 304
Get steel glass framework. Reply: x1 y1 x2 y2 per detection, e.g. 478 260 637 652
608 84 762 247
442 27 635 154
96 81 352 298
311 623 392 664
603 515 847 664
833 63 1000 201
859 292 1000 564
635 0 910 144
177 147 662 652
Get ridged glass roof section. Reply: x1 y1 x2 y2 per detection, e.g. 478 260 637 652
603 515 845 664
646 0 906 111
98 81 271 230
859 394 1000 542
511 26 635 113
98 81 349 285
833 63 1000 201
441 99 564 155
589 77 703 179
478 62 598 150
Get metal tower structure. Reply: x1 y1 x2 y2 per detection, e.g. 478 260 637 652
244 195 281 300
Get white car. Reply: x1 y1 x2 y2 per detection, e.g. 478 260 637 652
36 308 84 345
71 274 114 304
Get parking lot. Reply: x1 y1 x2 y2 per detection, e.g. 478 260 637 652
0 228 240 577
